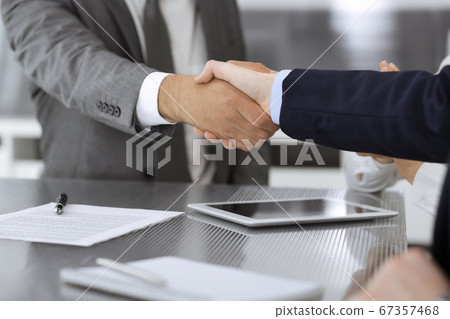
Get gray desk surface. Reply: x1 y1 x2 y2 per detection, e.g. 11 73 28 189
0 178 406 301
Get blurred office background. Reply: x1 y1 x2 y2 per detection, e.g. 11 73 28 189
0 0 449 245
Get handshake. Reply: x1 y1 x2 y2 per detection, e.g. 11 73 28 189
157 60 280 151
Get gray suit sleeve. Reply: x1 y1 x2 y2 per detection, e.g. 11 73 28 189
1 0 155 135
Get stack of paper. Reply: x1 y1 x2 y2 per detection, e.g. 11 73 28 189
0 203 183 246
60 257 323 300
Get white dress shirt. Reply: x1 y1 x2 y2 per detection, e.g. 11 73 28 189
125 0 214 182
411 162 447 215
344 153 447 216
125 0 208 127
344 152 400 193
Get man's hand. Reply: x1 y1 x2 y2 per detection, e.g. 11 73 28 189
157 73 278 151
228 60 275 74
394 158 423 184
193 60 279 149
195 60 277 116
380 60 400 72
349 248 450 301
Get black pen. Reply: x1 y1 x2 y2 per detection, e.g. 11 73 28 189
55 193 68 215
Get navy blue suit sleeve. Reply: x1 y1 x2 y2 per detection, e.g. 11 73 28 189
279 66 450 162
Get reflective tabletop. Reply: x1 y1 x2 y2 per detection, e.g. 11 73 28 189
0 178 406 301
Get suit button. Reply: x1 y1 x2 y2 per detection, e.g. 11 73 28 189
97 102 103 112
108 105 114 115
114 106 121 118
102 103 108 113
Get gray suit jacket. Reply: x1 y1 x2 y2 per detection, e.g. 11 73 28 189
2 0 269 184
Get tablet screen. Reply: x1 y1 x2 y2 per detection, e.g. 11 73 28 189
209 199 379 220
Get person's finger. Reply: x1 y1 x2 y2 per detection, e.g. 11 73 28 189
196 60 266 102
220 139 231 150
222 138 243 150
195 60 219 83
228 139 237 150
236 99 278 133
380 60 389 72
235 139 256 151
356 152 372 157
389 63 400 72
380 60 400 73
205 138 222 146
196 60 250 85
200 134 236 151
204 131 218 140
227 60 271 73
205 136 253 152
193 127 205 136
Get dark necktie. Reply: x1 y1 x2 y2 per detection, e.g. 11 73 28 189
144 0 174 73
144 0 191 182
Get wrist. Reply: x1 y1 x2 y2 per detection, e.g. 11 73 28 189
158 74 195 124
262 73 277 116
269 70 291 125
395 159 423 184
406 163 423 184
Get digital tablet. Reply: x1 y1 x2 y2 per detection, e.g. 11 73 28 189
188 198 398 227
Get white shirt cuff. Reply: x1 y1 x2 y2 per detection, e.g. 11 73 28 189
412 163 447 216
270 70 292 125
344 152 400 193
136 72 175 127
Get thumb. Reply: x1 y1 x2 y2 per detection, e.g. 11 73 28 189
195 60 272 108
195 60 223 83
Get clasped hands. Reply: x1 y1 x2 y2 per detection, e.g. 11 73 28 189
157 60 279 151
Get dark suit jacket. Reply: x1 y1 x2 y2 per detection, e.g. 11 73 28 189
278 67 450 275
1 0 269 185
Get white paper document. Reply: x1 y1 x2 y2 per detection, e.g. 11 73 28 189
0 203 183 246
60 256 323 300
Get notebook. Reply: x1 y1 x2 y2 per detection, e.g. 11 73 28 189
60 256 323 300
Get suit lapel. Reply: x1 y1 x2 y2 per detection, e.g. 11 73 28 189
102 0 144 63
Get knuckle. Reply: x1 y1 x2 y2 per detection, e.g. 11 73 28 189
223 108 235 120
205 59 216 68
224 94 238 107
